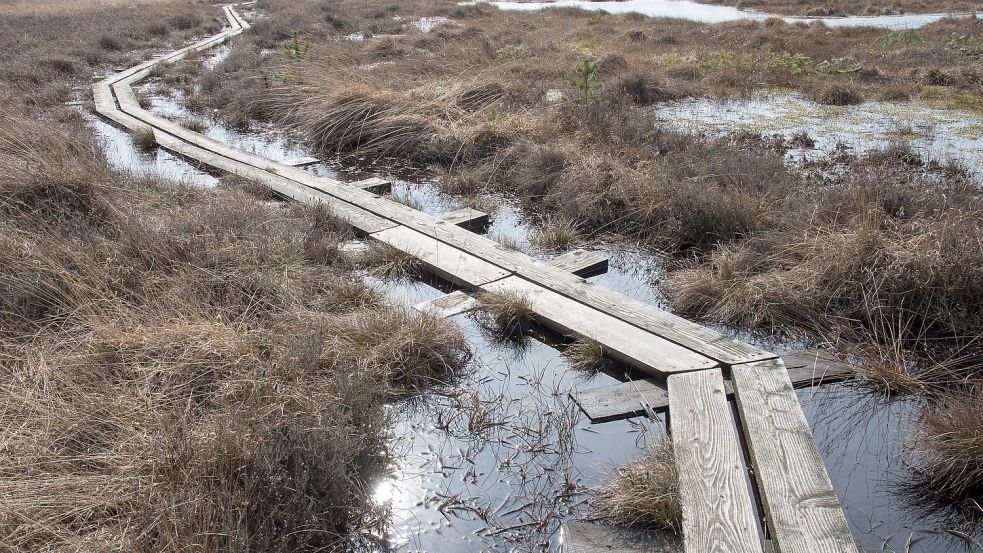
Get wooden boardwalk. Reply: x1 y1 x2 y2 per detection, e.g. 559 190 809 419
92 6 859 553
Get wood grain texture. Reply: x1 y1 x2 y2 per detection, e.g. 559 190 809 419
561 522 681 553
547 248 609 277
438 207 490 232
730 359 857 553
484 277 717 374
668 370 763 553
570 351 855 423
413 291 480 318
372 226 512 288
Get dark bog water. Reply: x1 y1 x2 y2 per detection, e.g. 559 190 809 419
85 61 983 551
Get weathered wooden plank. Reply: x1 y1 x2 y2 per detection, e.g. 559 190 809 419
283 156 320 167
483 276 718 374
561 522 681 553
548 248 609 277
372 226 512 288
731 358 856 553
570 378 669 423
668 369 763 553
413 290 479 318
154 132 396 235
438 207 490 232
351 177 392 194
296 177 773 365
570 351 855 423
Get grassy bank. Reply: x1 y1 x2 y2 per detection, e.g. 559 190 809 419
0 0 470 549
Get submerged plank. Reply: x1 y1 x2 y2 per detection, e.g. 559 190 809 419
548 248 609 277
372 226 512 288
731 359 856 553
351 177 392 194
570 350 855 423
413 291 479 318
283 156 320 167
482 276 718 374
438 207 490 232
561 522 681 553
668 370 763 553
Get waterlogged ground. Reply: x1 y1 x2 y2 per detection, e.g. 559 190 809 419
84 50 983 551
483 0 982 29
655 93 983 171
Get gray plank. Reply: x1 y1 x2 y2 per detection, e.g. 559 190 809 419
413 291 479 318
561 522 681 553
668 370 763 553
372 226 512 288
731 359 856 553
153 133 396 235
283 156 320 167
547 248 609 277
570 350 855 423
438 207 490 232
351 177 392 194
483 276 718 374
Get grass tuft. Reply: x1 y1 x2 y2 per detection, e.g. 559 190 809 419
133 128 158 151
533 216 579 250
477 290 535 336
909 391 983 500
593 439 681 532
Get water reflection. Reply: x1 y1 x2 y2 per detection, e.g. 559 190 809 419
484 0 981 29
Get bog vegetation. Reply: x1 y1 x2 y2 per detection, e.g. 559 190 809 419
192 0 983 521
0 0 468 549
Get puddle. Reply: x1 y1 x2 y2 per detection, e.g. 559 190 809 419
656 93 983 171
88 61 983 553
480 0 982 29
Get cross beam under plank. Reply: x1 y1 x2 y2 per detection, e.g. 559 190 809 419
570 350 854 423
731 358 856 553
669 369 763 553
548 248 608 277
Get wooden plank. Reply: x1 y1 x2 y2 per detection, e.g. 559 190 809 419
668 369 763 553
297 176 773 365
570 378 669 423
413 291 479 318
548 248 609 277
153 132 396 235
561 522 681 553
283 156 320 167
105 4 773 367
482 276 717 374
371 226 512 288
438 207 489 232
570 351 855 423
351 177 392 194
731 359 856 553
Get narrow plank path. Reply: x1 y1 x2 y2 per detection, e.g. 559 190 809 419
91 7 857 553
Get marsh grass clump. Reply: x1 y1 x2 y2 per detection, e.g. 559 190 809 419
593 439 681 532
477 290 535 336
564 337 605 371
356 241 424 278
909 392 983 502
532 216 579 250
806 82 864 105
133 128 158 151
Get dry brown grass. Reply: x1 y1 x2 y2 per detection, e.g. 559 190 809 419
593 439 682 532
0 2 473 548
910 391 983 500
476 290 536 336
